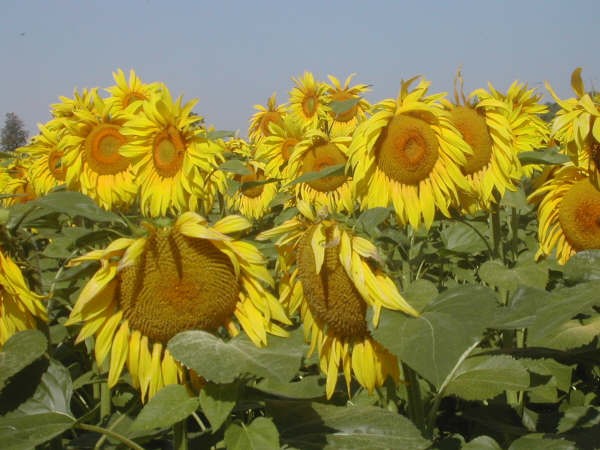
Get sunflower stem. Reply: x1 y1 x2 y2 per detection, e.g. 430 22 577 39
510 207 519 261
490 202 502 260
99 361 111 420
75 423 144 450
402 363 426 434
173 420 188 450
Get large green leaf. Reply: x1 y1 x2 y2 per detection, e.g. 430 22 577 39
562 250 600 282
168 328 305 384
0 330 47 390
374 286 498 389
224 417 280 450
267 400 430 450
0 412 75 450
199 381 239 431
518 147 570 165
490 286 550 329
254 374 325 399
520 358 574 403
444 355 530 401
285 163 345 188
478 258 548 292
440 221 490 254
218 159 252 175
508 434 577 450
463 436 503 450
129 384 200 432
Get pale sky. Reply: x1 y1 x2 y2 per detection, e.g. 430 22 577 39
1 0 598 137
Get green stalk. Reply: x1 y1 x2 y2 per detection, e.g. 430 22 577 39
98 361 111 420
402 363 425 434
173 420 188 450
510 207 519 261
75 423 144 450
490 202 502 260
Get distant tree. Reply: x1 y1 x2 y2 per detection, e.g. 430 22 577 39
1 112 28 151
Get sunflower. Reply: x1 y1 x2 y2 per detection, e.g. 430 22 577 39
348 76 472 230
65 212 291 401
444 76 520 213
248 93 286 142
258 202 418 399
0 249 47 347
119 86 226 217
58 92 137 211
0 157 36 207
288 72 330 128
528 165 600 264
325 74 371 135
483 81 550 178
18 123 67 196
255 114 306 180
286 130 355 214
545 68 600 174
48 88 98 131
224 140 279 220
105 68 161 114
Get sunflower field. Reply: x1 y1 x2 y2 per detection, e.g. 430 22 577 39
0 67 599 450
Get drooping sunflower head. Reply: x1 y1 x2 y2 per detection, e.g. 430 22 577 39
325 73 371 135
119 86 227 217
545 68 600 174
529 165 600 264
58 91 137 211
248 92 287 142
48 87 98 131
0 157 36 207
255 114 307 180
65 212 290 401
105 68 161 114
348 76 472 230
286 130 355 214
0 249 47 347
443 73 521 214
288 71 330 128
19 122 67 196
258 214 417 398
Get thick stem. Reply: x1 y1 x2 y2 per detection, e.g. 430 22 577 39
510 207 519 261
173 420 188 450
75 423 144 450
490 202 502 260
402 363 426 434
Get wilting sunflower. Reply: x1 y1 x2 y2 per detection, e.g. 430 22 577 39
224 139 279 220
0 158 36 207
546 68 600 174
256 114 306 180
105 68 161 114
59 92 137 211
288 72 330 128
348 76 472 230
18 123 66 196
0 249 47 347
444 75 520 213
258 202 418 398
119 86 226 217
286 130 354 214
65 212 291 401
325 74 371 135
248 93 287 142
528 165 600 264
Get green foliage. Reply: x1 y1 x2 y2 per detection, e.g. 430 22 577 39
0 112 28 152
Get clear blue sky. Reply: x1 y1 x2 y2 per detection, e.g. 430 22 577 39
1 0 598 137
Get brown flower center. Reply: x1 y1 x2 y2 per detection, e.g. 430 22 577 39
301 143 347 192
259 111 283 137
237 167 265 198
118 229 239 344
302 94 319 118
450 106 493 175
375 114 439 185
85 124 130 175
47 150 66 181
297 225 368 340
152 126 186 177
558 178 600 251
329 91 358 123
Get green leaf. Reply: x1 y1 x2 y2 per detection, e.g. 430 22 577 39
0 412 75 450
374 286 497 388
445 355 530 401
534 315 600 351
520 358 574 403
199 381 239 431
518 147 570 165
527 280 600 348
267 400 431 450
463 436 503 450
218 159 252 175
490 286 549 329
28 191 125 224
440 221 489 254
224 417 280 450
285 163 345 188
206 129 235 140
400 279 439 313
330 97 361 118
254 374 325 399
130 384 199 432
0 330 47 390
562 250 600 282
478 259 548 292
355 207 391 235
508 434 577 450
557 406 600 433
168 328 305 384
11 360 73 416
